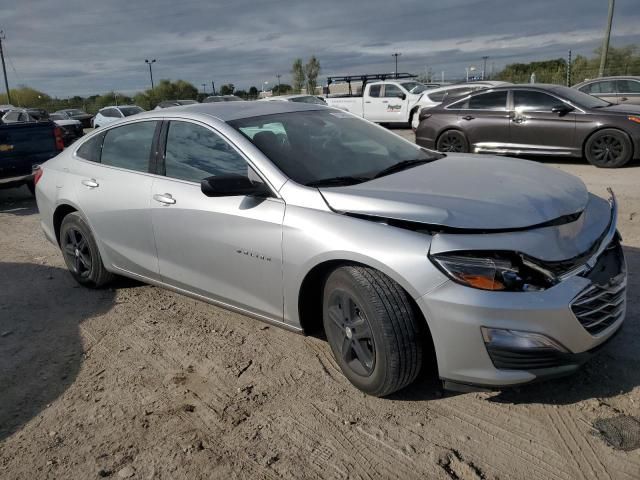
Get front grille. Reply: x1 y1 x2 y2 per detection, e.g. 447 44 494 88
571 240 626 335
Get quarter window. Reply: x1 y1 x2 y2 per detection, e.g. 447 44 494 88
101 121 157 172
164 121 249 182
76 132 105 162
513 91 564 111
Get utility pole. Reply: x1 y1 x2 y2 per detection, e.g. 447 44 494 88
276 74 281 95
145 59 156 89
566 50 572 86
481 56 489 80
391 52 401 78
598 0 615 77
0 30 11 104
201 83 207 94
211 81 216 95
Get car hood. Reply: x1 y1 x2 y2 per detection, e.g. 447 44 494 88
598 103 640 115
319 155 589 230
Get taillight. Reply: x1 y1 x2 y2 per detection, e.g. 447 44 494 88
419 113 432 121
54 127 65 151
33 165 44 185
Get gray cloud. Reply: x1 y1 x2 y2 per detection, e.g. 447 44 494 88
1 0 639 97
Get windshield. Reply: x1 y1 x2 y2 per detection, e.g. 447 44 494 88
289 96 327 105
228 109 442 186
400 82 427 94
551 86 611 108
50 114 65 120
178 100 198 105
120 106 144 116
67 109 86 115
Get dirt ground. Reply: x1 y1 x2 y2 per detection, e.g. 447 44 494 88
1 133 639 479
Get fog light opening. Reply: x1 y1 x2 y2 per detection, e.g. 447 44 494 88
481 327 568 353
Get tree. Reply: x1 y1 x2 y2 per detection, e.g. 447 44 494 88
304 56 321 95
219 84 235 95
272 83 292 95
234 89 248 99
248 86 259 99
291 58 306 93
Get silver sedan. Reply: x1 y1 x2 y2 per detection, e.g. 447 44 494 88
35 102 626 396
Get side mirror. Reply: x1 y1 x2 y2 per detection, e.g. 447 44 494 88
551 105 574 115
201 174 271 198
398 92 407 100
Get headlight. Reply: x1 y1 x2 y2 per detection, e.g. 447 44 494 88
429 251 556 292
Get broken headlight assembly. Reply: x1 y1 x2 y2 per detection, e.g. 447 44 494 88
429 251 557 292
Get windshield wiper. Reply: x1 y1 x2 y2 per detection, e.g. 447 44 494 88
373 159 433 179
305 176 370 188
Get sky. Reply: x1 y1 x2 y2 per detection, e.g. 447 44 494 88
1 0 639 98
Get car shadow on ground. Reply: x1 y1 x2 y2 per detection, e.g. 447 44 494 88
0 186 38 216
0 263 116 441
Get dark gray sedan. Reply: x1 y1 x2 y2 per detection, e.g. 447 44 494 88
415 84 640 167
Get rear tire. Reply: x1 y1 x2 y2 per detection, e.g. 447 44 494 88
585 129 633 168
59 212 114 288
436 129 469 153
322 265 423 397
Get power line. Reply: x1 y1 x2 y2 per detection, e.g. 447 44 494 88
0 30 11 104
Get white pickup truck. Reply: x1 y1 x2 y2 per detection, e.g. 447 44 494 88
325 78 431 125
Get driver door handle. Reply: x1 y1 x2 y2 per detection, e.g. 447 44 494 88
153 193 176 205
620 97 628 102
81 179 99 188
462 115 474 121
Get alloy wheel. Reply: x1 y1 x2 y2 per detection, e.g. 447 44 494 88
438 133 465 152
326 290 376 376
62 228 92 278
590 135 624 165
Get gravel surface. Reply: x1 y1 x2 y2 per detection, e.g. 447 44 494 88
1 132 639 479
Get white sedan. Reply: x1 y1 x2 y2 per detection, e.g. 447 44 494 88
93 105 145 128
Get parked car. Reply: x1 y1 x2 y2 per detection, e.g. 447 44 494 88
3 108 83 145
325 73 427 125
154 99 199 110
49 113 84 145
93 105 145 128
573 76 640 105
54 108 94 128
0 104 15 116
1 117 64 195
260 94 327 105
415 84 640 168
410 81 510 130
202 95 244 103
35 102 626 396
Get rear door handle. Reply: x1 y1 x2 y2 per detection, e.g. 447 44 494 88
382 101 389 104
153 193 176 205
81 179 99 188
620 97 628 102
462 115 474 121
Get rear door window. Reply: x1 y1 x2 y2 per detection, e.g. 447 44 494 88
368 85 381 98
467 91 507 110
616 79 640 93
163 121 249 182
101 121 157 172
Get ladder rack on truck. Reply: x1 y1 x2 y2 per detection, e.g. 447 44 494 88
326 73 417 96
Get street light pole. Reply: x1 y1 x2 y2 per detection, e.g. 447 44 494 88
144 59 156 89
211 81 216 95
0 30 11 104
276 74 281 95
201 84 207 94
481 56 489 80
598 0 615 77
391 53 401 78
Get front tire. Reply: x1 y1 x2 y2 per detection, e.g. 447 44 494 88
585 129 633 168
322 266 423 397
59 212 114 288
436 129 469 153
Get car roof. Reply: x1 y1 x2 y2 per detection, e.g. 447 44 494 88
135 100 327 121
573 76 640 87
99 105 140 111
